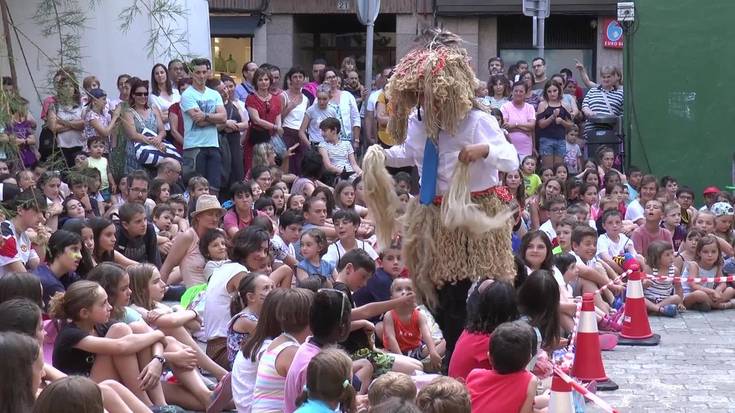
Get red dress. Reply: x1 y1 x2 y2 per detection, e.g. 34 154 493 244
244 93 282 174
467 368 533 413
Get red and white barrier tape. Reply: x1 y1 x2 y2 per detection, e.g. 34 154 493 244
553 367 620 413
645 274 735 284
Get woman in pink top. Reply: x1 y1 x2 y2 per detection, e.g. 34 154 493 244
500 81 537 158
448 280 519 381
160 195 225 287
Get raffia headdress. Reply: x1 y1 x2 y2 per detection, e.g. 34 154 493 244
385 29 480 143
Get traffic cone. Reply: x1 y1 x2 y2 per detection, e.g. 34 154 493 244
548 371 574 413
618 269 661 346
572 293 618 391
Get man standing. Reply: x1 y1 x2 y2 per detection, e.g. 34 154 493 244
181 58 226 195
531 57 548 93
167 59 186 91
235 61 258 101
304 58 327 97
488 57 504 77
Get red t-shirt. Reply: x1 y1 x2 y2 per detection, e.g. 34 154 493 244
383 309 421 353
631 226 673 256
467 368 533 413
448 330 492 381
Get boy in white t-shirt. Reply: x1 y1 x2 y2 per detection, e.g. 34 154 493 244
596 209 637 274
571 224 622 315
323 209 378 268
539 195 567 246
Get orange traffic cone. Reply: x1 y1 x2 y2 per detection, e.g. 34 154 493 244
572 293 618 391
548 370 574 413
618 269 661 346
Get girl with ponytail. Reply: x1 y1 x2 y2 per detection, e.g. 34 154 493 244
294 347 357 413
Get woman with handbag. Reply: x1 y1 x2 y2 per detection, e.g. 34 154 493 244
121 78 166 173
244 67 283 176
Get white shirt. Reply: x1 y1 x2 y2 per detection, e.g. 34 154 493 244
0 220 39 276
204 262 248 340
625 199 645 222
149 89 181 131
232 338 272 413
362 89 382 117
383 109 519 195
323 240 379 268
596 233 636 259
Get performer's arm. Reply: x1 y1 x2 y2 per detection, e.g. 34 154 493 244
382 144 415 169
475 114 519 173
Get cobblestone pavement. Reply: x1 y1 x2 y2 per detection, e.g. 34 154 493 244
588 310 735 413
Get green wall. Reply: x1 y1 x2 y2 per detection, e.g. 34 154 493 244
626 0 735 196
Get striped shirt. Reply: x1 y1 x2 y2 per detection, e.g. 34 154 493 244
251 337 300 412
582 86 624 134
644 265 675 302
320 140 354 172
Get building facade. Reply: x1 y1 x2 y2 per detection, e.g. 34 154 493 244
208 0 622 84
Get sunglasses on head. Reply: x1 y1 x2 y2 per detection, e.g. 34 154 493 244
318 288 349 324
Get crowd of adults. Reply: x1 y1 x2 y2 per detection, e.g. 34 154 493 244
0 47 731 413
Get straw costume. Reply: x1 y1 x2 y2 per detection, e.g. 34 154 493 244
362 29 519 356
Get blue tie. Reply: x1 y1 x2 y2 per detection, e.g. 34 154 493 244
419 139 439 205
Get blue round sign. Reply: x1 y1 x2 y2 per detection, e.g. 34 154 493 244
607 20 623 42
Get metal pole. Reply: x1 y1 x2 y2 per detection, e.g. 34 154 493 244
0 0 17 86
532 16 538 48
365 20 374 91
538 17 545 59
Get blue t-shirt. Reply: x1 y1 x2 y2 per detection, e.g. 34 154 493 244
353 268 393 323
34 264 80 308
297 259 335 283
180 86 223 149
294 399 335 413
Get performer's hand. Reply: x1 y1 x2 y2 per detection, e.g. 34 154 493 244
458 143 489 163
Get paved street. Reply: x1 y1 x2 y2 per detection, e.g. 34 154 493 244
588 310 735 413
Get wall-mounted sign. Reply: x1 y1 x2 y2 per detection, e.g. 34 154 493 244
337 0 350 11
603 18 624 49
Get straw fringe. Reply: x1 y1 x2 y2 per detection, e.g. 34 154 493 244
441 162 514 234
362 145 401 250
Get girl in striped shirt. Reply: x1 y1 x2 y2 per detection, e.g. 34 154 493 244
643 240 684 317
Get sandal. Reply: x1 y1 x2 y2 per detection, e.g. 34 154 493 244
659 304 678 317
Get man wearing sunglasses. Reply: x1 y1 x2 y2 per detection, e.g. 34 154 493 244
181 58 227 195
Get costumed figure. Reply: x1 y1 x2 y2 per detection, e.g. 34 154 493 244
362 29 520 357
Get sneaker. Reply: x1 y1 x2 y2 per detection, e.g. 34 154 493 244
598 315 622 332
599 333 618 351
206 372 232 413
660 304 678 317
612 295 625 310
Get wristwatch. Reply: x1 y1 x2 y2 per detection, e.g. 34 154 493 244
152 355 166 366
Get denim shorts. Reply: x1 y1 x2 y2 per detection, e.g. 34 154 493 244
539 137 566 157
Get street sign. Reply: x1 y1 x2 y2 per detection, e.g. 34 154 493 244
356 0 380 25
522 0 550 18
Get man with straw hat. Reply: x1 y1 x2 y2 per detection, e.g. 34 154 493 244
362 28 519 363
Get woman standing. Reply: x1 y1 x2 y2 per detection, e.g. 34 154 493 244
121 79 166 173
46 75 85 167
216 78 247 193
149 63 181 136
281 67 311 176
518 70 540 110
536 80 573 169
299 84 337 146
83 88 121 152
484 74 511 109
245 68 283 175
324 67 361 149
501 81 536 158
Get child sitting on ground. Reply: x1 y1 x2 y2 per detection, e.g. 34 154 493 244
416 376 472 413
555 216 578 254
382 278 443 371
166 194 189 234
682 235 735 311
271 209 304 269
317 117 363 184
631 199 673 258
294 348 357 413
324 209 379 268
367 372 417 408
662 202 688 255
538 195 566 246
596 209 638 274
151 204 174 258
185 176 209 220
643 240 684 317
466 321 548 413
296 228 337 285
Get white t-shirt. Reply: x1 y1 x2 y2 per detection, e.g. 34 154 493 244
596 233 636 259
232 338 272 413
361 89 382 118
0 220 39 276
204 262 248 340
271 234 295 264
149 89 181 131
323 240 379 268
